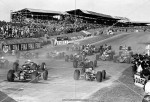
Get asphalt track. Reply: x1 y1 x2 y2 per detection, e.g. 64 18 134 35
0 32 149 102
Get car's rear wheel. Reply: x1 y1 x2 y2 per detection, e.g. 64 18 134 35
96 71 102 82
7 70 15 82
102 70 106 79
43 70 48 80
41 62 46 71
74 70 80 80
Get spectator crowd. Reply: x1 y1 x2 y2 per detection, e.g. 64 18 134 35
0 15 150 40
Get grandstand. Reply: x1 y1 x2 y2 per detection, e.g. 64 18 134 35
0 8 149 51
67 9 119 25
11 8 68 22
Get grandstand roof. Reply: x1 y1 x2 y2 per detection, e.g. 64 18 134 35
67 9 119 20
13 8 69 15
130 21 150 24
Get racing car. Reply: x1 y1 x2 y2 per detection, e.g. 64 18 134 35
7 60 48 83
96 45 115 61
65 53 85 62
47 51 65 59
74 68 106 82
73 58 97 68
113 45 133 63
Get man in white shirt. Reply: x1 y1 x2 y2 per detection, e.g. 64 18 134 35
143 81 150 102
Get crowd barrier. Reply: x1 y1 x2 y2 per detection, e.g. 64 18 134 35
0 38 43 51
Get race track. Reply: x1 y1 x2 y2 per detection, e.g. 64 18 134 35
0 32 149 102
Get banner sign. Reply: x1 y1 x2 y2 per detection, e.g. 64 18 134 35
2 42 41 51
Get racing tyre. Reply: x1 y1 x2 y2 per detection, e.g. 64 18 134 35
96 71 102 82
102 70 106 79
43 70 48 80
31 71 38 83
108 46 111 50
94 60 97 67
73 61 78 68
128 46 131 51
96 54 99 60
65 55 69 62
74 70 80 80
7 70 15 82
41 62 46 71
119 46 122 50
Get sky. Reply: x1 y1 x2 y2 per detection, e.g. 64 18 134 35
0 0 150 22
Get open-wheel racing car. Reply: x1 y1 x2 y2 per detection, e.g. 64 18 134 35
96 47 115 61
7 60 48 83
74 68 106 82
113 45 133 63
47 51 65 59
96 45 115 61
73 57 106 82
73 57 97 68
65 53 86 62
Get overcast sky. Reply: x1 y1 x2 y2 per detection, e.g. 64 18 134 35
0 0 150 22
